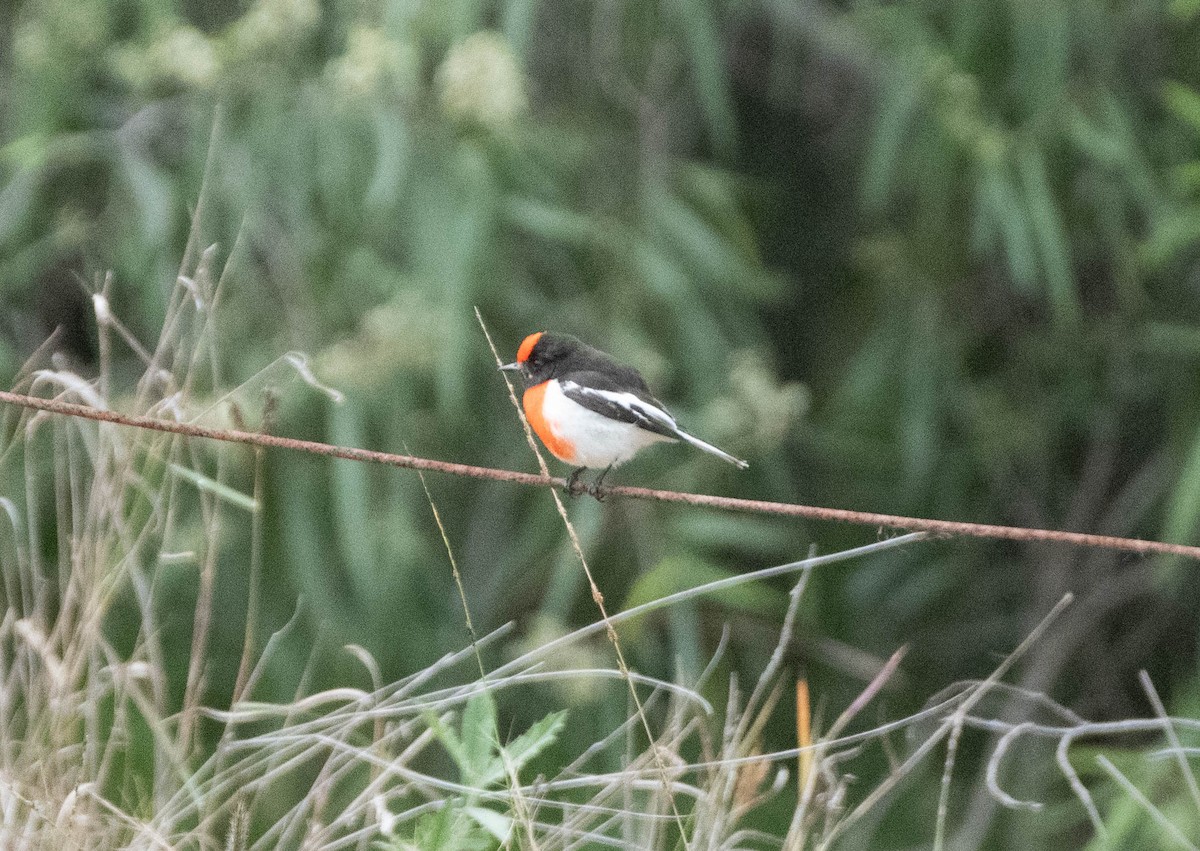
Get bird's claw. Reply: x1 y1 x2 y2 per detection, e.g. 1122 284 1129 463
565 468 588 497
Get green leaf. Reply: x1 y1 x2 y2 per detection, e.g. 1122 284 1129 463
328 401 377 596
651 191 742 281
478 709 567 787
671 512 798 556
501 0 538 58
400 805 492 851
899 296 942 497
1158 419 1200 587
672 0 735 157
1138 321 1200 359
425 711 467 772
1163 81 1200 135
630 235 692 300
1170 161 1200 193
168 463 257 512
977 160 1038 293
621 555 779 622
1171 0 1200 19
458 689 499 785
678 165 760 259
366 112 412 213
862 60 928 212
0 132 52 170
503 197 599 248
1015 144 1079 324
0 152 41 246
1009 0 1068 118
1141 209 1200 269
118 147 175 247
464 806 512 843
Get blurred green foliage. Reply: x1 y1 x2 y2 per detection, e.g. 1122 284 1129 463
4 0 1200 845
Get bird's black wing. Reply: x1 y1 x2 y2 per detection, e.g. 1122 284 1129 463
559 372 680 440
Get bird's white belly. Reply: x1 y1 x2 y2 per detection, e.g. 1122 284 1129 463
543 379 674 468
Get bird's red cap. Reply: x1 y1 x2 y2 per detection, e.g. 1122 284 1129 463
516 331 544 364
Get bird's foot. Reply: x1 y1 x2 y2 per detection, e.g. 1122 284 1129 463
565 467 588 497
586 464 613 502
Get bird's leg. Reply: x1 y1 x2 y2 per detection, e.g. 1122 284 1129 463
565 467 588 497
587 464 614 501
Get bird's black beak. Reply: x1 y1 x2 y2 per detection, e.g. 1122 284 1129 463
498 362 522 373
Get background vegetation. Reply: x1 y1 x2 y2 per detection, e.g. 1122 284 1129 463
3 0 1200 847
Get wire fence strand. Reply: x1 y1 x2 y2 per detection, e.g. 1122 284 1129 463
2 388 1198 561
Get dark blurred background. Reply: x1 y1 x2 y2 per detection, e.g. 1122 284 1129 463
3 0 1200 845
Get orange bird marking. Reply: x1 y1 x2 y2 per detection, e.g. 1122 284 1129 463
523 381 576 463
516 331 543 364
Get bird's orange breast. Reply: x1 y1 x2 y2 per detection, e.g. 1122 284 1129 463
523 381 577 463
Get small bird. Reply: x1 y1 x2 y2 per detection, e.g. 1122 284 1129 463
500 332 748 494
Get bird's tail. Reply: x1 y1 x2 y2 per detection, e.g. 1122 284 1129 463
674 429 749 469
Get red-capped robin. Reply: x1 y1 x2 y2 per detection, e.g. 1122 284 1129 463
500 331 748 494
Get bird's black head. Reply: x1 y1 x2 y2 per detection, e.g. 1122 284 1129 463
499 331 585 385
